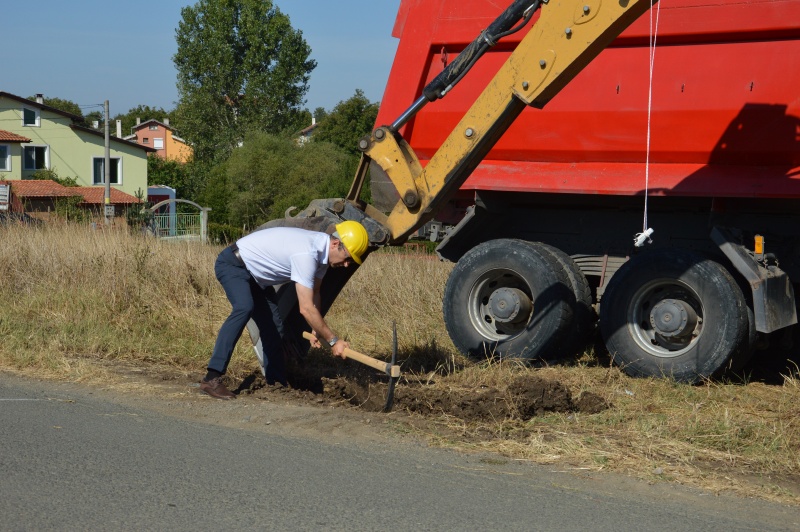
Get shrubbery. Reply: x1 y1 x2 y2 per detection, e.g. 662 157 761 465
208 222 244 245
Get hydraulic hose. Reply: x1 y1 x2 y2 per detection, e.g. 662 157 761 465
391 0 539 131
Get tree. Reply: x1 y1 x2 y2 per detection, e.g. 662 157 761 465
173 0 316 165
313 90 379 156
146 154 199 201
219 132 352 229
198 163 231 225
29 96 82 118
114 105 176 138
84 110 103 127
312 107 328 124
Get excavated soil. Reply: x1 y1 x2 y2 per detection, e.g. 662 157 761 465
231 350 610 422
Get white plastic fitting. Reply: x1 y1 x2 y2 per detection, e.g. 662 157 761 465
634 227 654 247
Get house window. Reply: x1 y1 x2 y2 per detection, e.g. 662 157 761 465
149 124 158 130
23 145 49 170
142 137 149 144
92 157 122 185
153 138 164 149
0 145 9 171
22 107 40 127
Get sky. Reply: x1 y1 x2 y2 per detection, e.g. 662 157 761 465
4 0 402 117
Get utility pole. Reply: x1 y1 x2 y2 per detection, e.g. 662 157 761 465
104 100 112 225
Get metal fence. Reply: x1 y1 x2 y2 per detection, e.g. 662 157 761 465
152 213 201 239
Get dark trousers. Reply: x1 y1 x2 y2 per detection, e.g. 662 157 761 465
209 247 286 382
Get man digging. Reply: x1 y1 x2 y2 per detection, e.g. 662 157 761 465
200 221 369 399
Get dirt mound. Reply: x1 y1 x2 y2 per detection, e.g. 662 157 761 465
322 374 607 420
237 357 610 422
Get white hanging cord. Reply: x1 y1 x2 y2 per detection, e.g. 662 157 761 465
635 0 662 247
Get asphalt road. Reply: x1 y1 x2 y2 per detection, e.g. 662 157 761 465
1 374 797 531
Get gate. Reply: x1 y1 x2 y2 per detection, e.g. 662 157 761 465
147 199 211 242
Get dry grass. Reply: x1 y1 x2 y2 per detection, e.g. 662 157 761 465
1 223 798 504
0 221 226 376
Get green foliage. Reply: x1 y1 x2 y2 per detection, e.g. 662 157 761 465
146 154 200 200
292 109 314 133
196 163 231 224
30 96 83 117
221 132 353 229
114 105 176 138
312 107 328 123
207 222 244 245
84 110 103 125
53 197 91 222
125 189 153 231
173 0 316 165
313 89 379 156
29 168 78 187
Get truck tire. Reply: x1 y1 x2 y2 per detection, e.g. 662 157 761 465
599 249 750 383
532 243 595 356
443 239 574 360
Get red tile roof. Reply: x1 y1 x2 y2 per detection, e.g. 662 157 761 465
0 130 32 143
73 187 142 205
6 180 80 198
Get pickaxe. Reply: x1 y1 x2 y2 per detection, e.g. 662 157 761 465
303 322 400 412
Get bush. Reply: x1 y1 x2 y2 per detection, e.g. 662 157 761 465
29 168 78 187
53 197 92 223
126 189 154 234
223 132 355 229
208 222 244 245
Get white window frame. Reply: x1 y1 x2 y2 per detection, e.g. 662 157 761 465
0 144 10 171
92 156 123 185
23 145 50 171
22 107 40 127
153 138 164 149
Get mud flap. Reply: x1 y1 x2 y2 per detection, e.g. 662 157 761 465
711 226 798 333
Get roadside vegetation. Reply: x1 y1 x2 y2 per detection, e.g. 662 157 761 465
1 222 798 504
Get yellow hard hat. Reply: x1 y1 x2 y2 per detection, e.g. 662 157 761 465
334 220 369 265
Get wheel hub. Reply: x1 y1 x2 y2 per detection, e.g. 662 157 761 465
488 287 531 324
650 298 698 339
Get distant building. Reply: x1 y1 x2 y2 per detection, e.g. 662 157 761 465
0 91 153 196
297 117 318 145
125 118 193 163
0 179 141 221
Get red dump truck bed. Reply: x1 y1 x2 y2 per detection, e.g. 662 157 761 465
376 0 800 199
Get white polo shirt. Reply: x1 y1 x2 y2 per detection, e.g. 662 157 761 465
235 227 330 289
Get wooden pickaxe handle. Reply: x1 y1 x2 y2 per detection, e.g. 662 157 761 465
302 331 401 377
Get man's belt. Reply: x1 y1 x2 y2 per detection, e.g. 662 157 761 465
229 243 246 267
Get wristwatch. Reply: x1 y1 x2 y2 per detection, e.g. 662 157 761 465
328 336 339 347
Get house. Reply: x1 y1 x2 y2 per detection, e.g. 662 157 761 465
0 91 155 216
124 118 193 163
0 179 142 221
73 185 143 217
0 179 79 217
297 117 319 145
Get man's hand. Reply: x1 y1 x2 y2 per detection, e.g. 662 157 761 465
309 331 322 349
331 339 350 359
